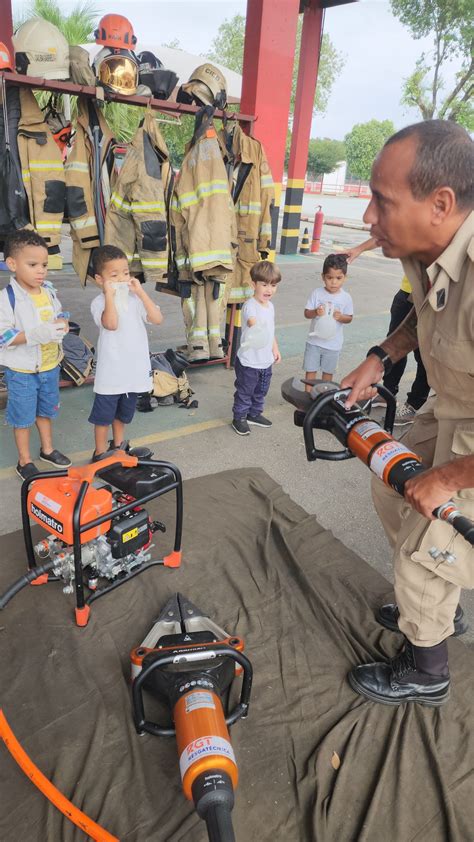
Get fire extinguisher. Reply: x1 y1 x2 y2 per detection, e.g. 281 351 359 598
311 206 324 253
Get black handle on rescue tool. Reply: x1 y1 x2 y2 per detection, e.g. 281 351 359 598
132 646 253 736
432 503 474 547
303 384 396 462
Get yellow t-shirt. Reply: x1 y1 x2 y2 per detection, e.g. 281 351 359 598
14 288 60 372
400 275 412 294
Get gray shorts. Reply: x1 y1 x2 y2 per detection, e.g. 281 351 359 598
303 342 340 374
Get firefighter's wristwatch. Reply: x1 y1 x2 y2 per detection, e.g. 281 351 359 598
366 345 393 374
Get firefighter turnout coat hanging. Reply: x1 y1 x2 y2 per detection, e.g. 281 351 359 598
18 88 66 251
104 108 172 285
219 124 274 304
170 106 237 361
65 97 116 285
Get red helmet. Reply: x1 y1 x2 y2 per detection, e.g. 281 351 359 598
0 41 13 71
94 14 137 49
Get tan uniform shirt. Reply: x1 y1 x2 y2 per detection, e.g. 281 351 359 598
402 211 474 422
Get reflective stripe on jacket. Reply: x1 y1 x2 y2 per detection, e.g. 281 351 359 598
104 110 172 284
170 110 236 285
17 89 65 248
65 98 115 285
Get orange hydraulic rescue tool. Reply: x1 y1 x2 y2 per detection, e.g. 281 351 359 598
281 379 474 549
131 593 253 842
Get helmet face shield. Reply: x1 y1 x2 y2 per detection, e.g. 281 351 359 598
97 55 138 95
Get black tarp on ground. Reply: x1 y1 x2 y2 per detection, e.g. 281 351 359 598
0 468 473 842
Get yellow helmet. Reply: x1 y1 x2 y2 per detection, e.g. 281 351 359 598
93 47 139 96
178 63 227 109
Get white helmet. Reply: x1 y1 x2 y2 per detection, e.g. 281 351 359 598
13 19 69 80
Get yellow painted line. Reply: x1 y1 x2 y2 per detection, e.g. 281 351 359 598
0 418 229 480
281 228 300 237
286 179 305 188
283 205 303 213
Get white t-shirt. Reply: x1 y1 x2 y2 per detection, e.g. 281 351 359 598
237 298 275 369
91 292 152 394
305 287 353 351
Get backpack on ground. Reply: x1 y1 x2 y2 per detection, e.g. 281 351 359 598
60 331 94 386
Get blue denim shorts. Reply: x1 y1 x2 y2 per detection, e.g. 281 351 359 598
88 392 138 426
4 366 60 428
303 342 340 375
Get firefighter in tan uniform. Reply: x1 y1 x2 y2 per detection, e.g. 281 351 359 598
340 120 474 706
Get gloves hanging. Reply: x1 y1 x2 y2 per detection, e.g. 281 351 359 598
25 322 66 346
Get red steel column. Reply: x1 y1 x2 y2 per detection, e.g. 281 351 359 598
240 0 300 250
0 0 14 52
280 0 324 254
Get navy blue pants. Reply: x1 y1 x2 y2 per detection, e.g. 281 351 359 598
232 357 272 419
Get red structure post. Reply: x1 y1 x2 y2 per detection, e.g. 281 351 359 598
280 0 324 254
0 0 14 52
240 0 300 250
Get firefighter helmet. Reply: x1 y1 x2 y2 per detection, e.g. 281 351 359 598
93 47 139 96
137 51 177 101
13 19 70 80
137 51 163 72
178 63 227 109
94 14 137 49
0 41 13 71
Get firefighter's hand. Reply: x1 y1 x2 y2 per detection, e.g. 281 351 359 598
340 356 384 408
129 277 144 297
404 467 454 520
344 245 364 264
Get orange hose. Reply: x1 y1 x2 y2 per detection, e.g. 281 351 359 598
0 709 119 842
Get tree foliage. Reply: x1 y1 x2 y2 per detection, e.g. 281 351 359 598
22 0 98 44
207 13 345 117
344 120 395 182
306 138 346 179
390 0 473 130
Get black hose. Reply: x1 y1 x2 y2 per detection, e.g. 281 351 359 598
0 560 56 610
205 805 236 842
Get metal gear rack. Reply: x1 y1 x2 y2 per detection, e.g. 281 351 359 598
0 70 256 370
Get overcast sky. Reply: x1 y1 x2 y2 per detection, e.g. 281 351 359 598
13 0 464 140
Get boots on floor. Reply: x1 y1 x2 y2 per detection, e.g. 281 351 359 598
348 639 450 706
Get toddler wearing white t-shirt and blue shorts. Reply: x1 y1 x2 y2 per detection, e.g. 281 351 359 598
89 245 163 460
303 253 353 392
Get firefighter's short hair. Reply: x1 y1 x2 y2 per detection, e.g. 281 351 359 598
92 244 128 275
4 229 48 258
250 260 281 286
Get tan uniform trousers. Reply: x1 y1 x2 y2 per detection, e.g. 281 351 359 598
371 396 474 646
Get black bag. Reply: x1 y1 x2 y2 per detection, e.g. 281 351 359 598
0 83 30 243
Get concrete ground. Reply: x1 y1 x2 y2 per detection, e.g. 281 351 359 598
1 224 472 642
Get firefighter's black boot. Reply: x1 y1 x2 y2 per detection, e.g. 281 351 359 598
377 602 468 636
348 639 450 706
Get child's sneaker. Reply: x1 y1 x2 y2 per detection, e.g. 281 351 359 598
247 414 272 427
39 449 72 467
16 461 40 481
232 418 250 436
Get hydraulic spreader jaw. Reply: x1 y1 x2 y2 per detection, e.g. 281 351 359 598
130 593 253 842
